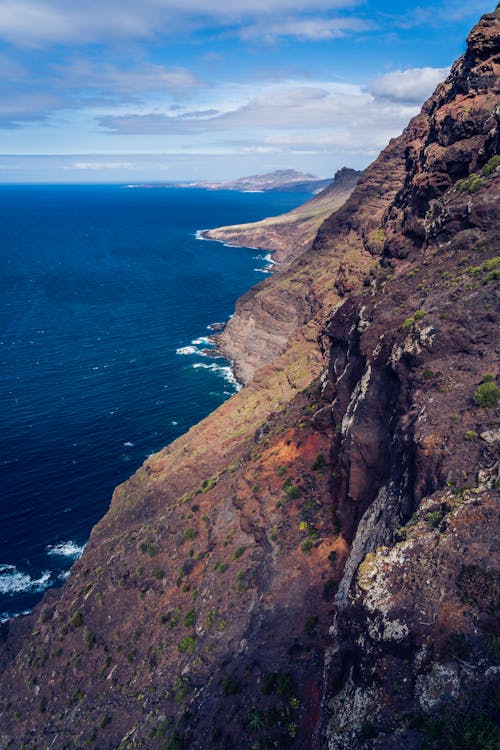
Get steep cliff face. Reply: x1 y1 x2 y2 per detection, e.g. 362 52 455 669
203 168 361 265
319 9 499 747
218 149 405 385
0 9 498 750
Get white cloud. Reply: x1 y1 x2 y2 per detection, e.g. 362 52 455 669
64 161 135 170
97 78 422 158
0 1 362 46
368 67 450 103
53 60 200 96
240 15 375 41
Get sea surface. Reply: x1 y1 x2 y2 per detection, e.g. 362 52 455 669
0 184 307 621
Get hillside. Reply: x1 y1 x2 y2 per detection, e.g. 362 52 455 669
0 8 498 750
203 167 362 265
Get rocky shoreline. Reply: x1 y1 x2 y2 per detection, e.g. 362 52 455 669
0 9 498 750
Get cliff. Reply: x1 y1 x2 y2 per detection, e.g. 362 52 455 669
0 8 498 750
202 167 361 265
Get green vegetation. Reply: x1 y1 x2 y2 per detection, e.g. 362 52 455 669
151 568 165 580
233 546 246 560
457 172 484 193
482 155 500 175
99 714 111 729
69 688 84 706
464 430 478 441
182 527 198 542
84 629 96 649
473 380 499 407
69 612 84 628
183 609 195 628
140 541 158 557
411 709 500 749
201 477 217 492
284 482 301 499
369 227 385 245
276 464 287 477
311 452 326 471
178 636 195 654
301 538 314 554
402 309 426 333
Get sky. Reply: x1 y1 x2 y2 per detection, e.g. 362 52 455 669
0 0 493 182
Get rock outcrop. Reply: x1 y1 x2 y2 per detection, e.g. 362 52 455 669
0 8 498 750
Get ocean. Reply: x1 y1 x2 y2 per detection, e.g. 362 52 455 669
0 184 307 621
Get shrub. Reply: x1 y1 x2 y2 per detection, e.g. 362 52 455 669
70 612 84 628
182 527 198 542
276 464 287 477
178 636 195 654
285 484 301 499
473 381 499 408
233 546 246 560
464 430 478 441
201 478 217 492
151 568 165 580
457 173 484 193
482 155 500 175
140 541 158 557
402 317 414 333
311 452 326 471
301 539 314 553
183 609 195 628
84 629 96 649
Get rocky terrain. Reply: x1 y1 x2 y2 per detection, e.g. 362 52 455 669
0 8 498 750
202 168 361 265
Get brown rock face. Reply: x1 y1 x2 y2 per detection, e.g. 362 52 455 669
0 9 498 750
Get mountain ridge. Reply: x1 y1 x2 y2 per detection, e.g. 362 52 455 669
202 167 362 266
0 8 498 750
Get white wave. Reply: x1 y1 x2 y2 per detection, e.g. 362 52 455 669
123 441 135 447
195 229 209 240
1 609 31 623
254 268 273 274
46 541 85 559
192 362 241 391
192 336 211 346
176 345 198 356
0 567 51 595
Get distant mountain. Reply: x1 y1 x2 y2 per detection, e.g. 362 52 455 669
203 167 362 264
182 169 333 193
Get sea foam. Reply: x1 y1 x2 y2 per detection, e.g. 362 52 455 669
0 565 51 596
46 541 85 559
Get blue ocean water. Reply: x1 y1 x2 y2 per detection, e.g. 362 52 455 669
0 184 307 620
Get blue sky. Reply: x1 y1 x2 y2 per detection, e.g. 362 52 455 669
0 0 493 182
